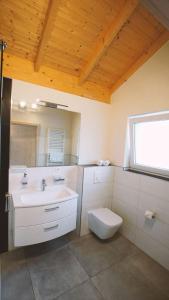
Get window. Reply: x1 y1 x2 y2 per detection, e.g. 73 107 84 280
47 128 65 165
128 111 169 177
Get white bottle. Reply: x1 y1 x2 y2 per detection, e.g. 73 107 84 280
21 172 28 187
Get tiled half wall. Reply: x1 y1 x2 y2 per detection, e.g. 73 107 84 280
112 166 169 271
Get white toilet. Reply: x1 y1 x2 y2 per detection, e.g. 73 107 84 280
88 208 123 239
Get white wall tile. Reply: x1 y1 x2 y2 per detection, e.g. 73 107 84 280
140 175 169 200
120 221 136 244
113 183 139 208
112 166 169 271
138 192 169 225
135 228 169 270
94 167 114 183
9 166 78 193
83 166 114 185
83 167 95 185
113 198 137 226
114 166 140 189
75 166 84 235
80 209 90 236
82 195 112 210
137 209 169 250
157 244 169 271
135 228 162 262
83 183 113 203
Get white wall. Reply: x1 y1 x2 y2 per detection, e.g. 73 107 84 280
109 41 169 271
110 41 169 166
12 80 112 164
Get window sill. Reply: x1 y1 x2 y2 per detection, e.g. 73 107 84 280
123 168 169 182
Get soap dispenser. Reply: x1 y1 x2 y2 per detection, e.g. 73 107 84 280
21 172 28 187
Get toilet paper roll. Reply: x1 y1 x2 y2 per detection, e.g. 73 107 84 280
144 210 155 219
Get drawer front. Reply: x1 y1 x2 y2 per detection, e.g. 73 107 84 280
14 214 77 247
15 197 77 226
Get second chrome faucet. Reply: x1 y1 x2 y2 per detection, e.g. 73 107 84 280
41 178 47 191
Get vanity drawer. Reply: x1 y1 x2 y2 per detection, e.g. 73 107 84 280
14 213 76 246
15 198 77 227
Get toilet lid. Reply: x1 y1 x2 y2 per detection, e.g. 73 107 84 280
89 208 123 226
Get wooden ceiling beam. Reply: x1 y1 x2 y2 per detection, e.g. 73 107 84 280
4 53 111 103
34 0 59 72
110 30 169 94
79 0 139 84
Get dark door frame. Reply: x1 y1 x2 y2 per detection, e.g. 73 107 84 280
0 77 12 253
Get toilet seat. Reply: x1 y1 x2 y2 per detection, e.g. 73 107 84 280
88 208 123 240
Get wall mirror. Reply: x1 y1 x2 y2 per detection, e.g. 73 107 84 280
10 100 81 167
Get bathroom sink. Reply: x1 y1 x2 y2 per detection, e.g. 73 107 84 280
12 185 78 208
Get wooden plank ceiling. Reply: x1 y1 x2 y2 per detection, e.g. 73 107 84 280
0 0 169 103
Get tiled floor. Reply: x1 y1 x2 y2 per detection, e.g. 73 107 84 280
1 233 169 300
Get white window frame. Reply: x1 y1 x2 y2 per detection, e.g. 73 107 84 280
129 111 169 177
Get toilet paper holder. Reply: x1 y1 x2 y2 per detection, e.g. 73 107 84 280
144 210 156 220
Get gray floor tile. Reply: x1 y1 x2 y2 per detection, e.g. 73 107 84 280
1 234 169 300
92 256 169 300
27 246 88 300
129 252 169 298
56 280 103 300
69 234 124 276
24 235 70 259
26 244 69 273
109 233 142 257
1 248 35 300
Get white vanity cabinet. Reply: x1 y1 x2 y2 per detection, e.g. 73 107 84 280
13 195 78 247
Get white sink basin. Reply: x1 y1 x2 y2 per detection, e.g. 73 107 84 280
12 185 78 208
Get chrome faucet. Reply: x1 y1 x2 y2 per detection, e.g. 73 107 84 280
21 172 28 186
41 178 47 191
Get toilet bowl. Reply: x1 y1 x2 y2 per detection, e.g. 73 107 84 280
88 208 123 240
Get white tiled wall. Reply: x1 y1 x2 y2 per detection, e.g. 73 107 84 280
112 166 169 271
80 166 114 236
9 166 78 193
